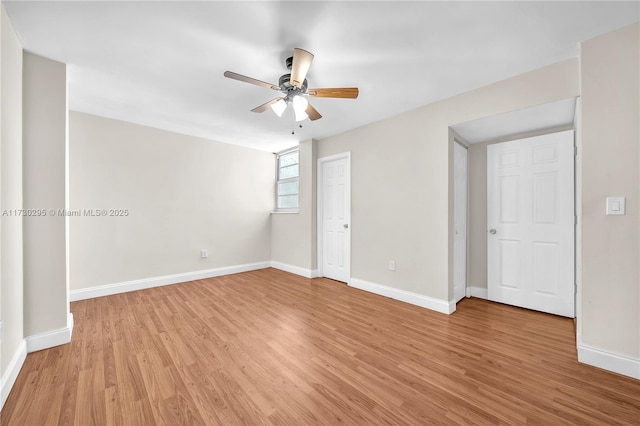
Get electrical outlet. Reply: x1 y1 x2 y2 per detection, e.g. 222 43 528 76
201 249 208 258
389 260 396 271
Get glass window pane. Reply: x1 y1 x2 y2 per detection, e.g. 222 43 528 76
279 151 299 167
279 164 299 179
278 181 299 196
277 195 298 209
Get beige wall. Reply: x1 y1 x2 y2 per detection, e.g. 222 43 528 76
468 141 488 289
270 139 317 272
23 53 69 336
0 4 24 382
315 59 578 302
69 112 274 289
579 23 639 360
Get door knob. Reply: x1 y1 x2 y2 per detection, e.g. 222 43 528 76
343 224 349 229
489 228 497 234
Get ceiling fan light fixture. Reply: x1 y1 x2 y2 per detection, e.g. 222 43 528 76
292 95 309 122
270 98 287 117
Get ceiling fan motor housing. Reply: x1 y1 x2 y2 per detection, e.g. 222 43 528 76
278 73 308 94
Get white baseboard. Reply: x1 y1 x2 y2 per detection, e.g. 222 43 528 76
69 261 271 302
1 339 27 410
577 343 640 379
467 286 488 299
270 261 318 278
349 278 455 314
26 312 74 353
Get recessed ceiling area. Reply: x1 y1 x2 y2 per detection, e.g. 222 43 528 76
451 97 578 144
3 1 638 152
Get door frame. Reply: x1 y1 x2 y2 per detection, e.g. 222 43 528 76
453 140 469 303
317 151 351 282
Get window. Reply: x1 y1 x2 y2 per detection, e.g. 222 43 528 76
276 148 299 210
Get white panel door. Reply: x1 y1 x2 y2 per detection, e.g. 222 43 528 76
321 156 350 283
453 142 468 303
487 130 575 317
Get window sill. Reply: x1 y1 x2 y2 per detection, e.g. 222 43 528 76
271 211 299 214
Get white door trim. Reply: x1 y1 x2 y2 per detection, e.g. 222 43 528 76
317 152 351 282
453 141 468 303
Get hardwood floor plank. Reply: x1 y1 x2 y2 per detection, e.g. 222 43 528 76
2 268 639 425
57 339 81 426
135 351 169 424
104 386 124 426
163 365 207 426
182 363 242 425
75 363 98 426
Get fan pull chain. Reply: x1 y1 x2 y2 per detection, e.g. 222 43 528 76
290 112 303 135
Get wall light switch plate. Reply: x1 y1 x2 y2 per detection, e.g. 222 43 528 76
606 197 625 215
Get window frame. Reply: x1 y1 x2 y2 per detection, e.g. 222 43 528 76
275 147 300 212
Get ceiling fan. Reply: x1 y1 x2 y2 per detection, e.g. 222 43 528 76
224 48 359 122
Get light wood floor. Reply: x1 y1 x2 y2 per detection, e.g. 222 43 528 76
2 268 639 425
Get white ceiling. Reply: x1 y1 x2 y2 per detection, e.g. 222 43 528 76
4 1 638 152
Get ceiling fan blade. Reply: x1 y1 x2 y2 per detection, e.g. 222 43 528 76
307 87 359 99
306 103 322 121
290 48 314 89
224 71 280 90
251 97 285 113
